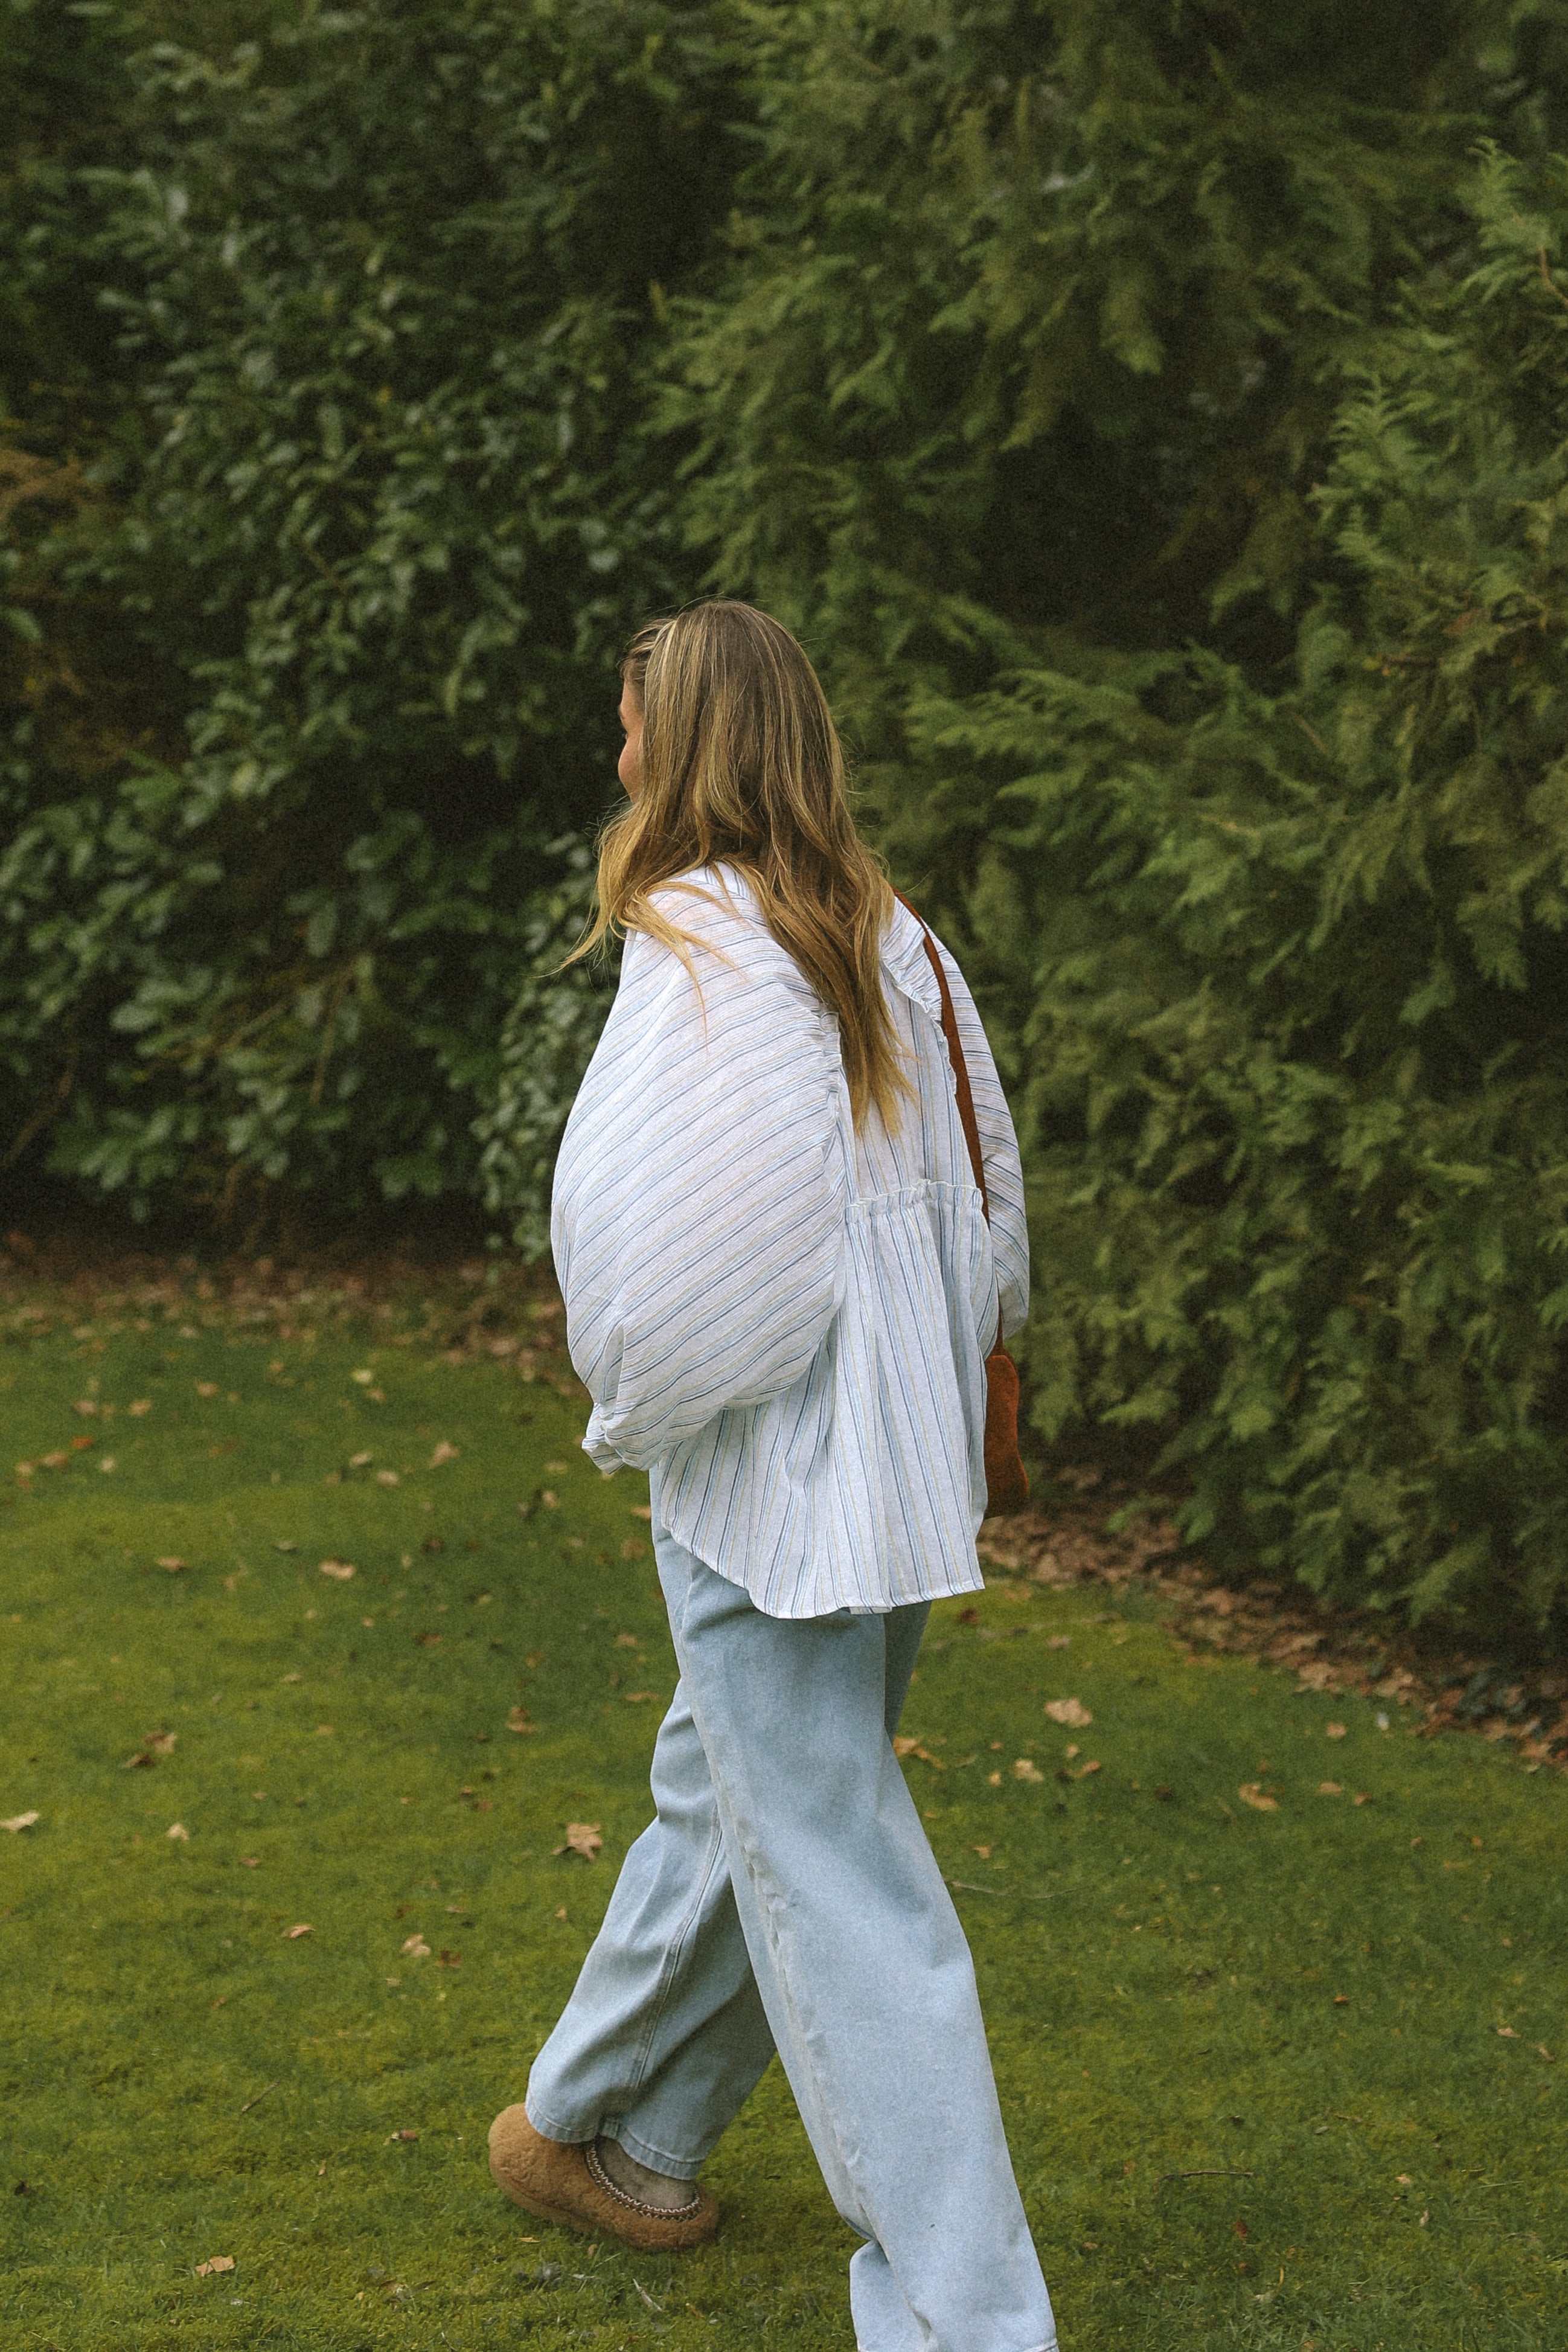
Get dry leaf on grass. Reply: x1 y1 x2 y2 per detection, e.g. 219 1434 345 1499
893 1735 946 1770
318 1559 356 1581
348 1450 372 1469
1319 1781 1343 1796
429 1440 460 1468
614 1633 641 1649
72 1398 97 1415
195 1381 219 1398
1238 1783 1278 1812
166 1822 190 1842
400 1935 432 1959
1013 1758 1045 1783
1325 1722 1348 1740
376 1469 400 1487
2 1810 39 1833
128 1398 151 1416
146 1731 176 1755
1044 1697 1093 1728
506 1706 536 1734
630 1504 652 1520
351 1369 374 1385
98 1455 117 1473
155 1557 186 1574
194 2255 234 2278
1497 2025 1518 2039
554 1822 603 1861
284 1923 313 1940
1353 1791 1375 1807
391 2127 420 2141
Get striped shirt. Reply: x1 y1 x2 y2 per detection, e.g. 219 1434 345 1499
551 865 1028 1618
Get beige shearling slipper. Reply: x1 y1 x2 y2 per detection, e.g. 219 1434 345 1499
487 2104 718 2253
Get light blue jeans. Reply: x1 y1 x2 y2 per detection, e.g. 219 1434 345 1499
525 1505 1057 2352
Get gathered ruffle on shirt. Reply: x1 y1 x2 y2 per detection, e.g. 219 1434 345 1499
551 866 1029 1618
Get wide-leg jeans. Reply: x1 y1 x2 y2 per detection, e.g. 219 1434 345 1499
524 1504 1057 2352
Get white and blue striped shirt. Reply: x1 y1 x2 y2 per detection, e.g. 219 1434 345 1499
552 866 1028 1618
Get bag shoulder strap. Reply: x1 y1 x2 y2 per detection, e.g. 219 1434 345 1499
892 890 989 1223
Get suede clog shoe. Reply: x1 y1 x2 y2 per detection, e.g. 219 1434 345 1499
487 2104 718 2253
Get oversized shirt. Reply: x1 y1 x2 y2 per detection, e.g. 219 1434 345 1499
551 865 1029 1618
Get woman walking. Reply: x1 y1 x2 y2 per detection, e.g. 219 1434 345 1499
488 601 1057 2352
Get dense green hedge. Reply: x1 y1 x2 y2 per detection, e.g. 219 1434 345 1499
890 156 1568 1642
2 0 721 1218
6 1 1568 1641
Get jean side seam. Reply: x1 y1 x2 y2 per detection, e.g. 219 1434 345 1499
619 1807 732 2103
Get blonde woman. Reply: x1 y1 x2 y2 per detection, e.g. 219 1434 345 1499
488 602 1055 2352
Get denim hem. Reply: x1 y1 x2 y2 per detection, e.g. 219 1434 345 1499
523 2096 702 2181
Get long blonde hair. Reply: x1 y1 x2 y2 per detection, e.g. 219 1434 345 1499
575 600 906 1129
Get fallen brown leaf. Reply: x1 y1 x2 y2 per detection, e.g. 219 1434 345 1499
73 1398 97 1416
318 1559 356 1581
348 1450 372 1469
166 1822 190 1842
127 1398 152 1416
623 1691 663 1705
376 1469 400 1487
556 1821 603 1861
1045 1697 1092 1728
391 2127 420 2142
1238 1783 1278 1812
1497 2025 1518 2038
1318 1781 1343 1796
155 1557 186 1574
1 1810 39 1833
284 1923 313 1940
194 2255 234 2278
400 1935 432 1958
1013 1758 1045 1783
893 1735 946 1769
1353 1792 1374 1806
507 1706 536 1734
429 1440 460 1467
196 1382 219 1398
1325 1723 1348 1740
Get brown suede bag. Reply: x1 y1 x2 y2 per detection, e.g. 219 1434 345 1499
896 896 1030 1516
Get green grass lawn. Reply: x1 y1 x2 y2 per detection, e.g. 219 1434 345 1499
1 1290 1564 2351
